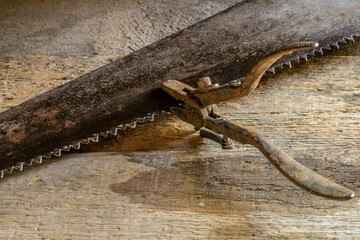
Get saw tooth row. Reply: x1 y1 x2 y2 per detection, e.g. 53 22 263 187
2 34 360 179
0 111 169 179
265 34 359 75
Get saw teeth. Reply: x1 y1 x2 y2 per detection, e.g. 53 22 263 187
18 163 24 171
338 38 347 44
346 35 355 43
0 111 168 178
24 159 34 166
283 60 292 68
267 67 276 74
316 48 324 55
34 156 43 164
1 33 359 179
301 54 308 61
287 60 292 68
89 134 100 143
330 42 340 49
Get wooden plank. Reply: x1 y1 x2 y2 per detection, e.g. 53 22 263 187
0 56 117 112
0 50 359 238
0 1 359 238
2 0 360 171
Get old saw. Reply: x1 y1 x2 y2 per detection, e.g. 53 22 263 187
0 0 359 199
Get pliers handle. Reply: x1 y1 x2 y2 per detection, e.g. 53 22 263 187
203 116 354 199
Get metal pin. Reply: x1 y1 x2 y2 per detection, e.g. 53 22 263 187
200 128 235 149
197 78 235 149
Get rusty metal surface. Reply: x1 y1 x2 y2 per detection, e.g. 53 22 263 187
1 0 360 172
161 44 355 199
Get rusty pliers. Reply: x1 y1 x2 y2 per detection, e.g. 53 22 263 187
162 42 354 200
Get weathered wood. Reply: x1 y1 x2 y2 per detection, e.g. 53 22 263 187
2 0 360 170
0 52 359 239
0 56 118 111
0 0 239 57
0 1 359 238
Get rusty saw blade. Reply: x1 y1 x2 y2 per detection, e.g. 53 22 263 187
1 0 360 174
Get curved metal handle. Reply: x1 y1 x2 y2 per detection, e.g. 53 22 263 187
204 116 355 200
191 42 319 106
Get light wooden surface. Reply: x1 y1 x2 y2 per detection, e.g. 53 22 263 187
0 46 359 239
0 1 359 238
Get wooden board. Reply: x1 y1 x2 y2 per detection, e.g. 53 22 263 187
0 0 359 238
0 45 359 239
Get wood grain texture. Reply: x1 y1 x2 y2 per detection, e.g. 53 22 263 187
0 50 359 239
0 0 239 57
0 1 359 238
0 56 118 111
3 0 360 170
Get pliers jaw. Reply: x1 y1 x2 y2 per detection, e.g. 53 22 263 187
162 78 209 130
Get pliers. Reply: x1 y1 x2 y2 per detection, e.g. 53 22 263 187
162 42 354 200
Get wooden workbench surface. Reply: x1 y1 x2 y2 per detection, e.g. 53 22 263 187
0 1 359 238
0 44 359 239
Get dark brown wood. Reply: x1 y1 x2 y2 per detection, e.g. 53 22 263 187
1 0 360 170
